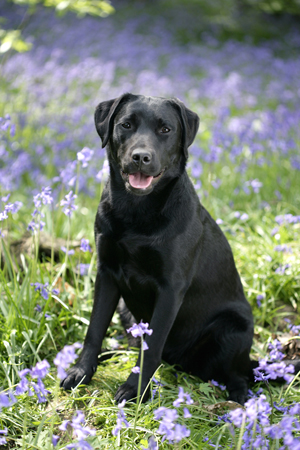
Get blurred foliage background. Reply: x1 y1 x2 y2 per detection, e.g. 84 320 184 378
1 0 300 55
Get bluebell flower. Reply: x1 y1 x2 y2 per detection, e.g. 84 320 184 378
142 436 158 450
274 244 292 253
54 342 82 379
16 360 50 403
61 246 75 255
77 147 94 168
0 391 16 411
112 400 130 436
60 190 78 217
127 321 153 338
52 434 60 447
0 428 8 445
80 238 91 252
210 379 226 391
173 386 194 407
31 282 49 300
59 410 96 448
78 263 90 276
96 159 110 183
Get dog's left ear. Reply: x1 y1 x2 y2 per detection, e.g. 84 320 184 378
94 93 133 148
170 98 200 158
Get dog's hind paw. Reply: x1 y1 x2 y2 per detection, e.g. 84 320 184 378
228 389 247 406
60 364 96 390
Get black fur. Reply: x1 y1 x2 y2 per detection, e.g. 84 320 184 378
61 93 254 405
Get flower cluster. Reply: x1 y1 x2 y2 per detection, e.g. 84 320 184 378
220 395 300 449
31 281 59 300
254 339 295 383
127 321 153 338
0 193 23 222
16 360 50 403
112 399 130 436
54 342 83 379
59 410 96 449
28 186 53 232
153 387 193 444
60 190 78 217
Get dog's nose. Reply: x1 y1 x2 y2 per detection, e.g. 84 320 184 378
131 149 152 165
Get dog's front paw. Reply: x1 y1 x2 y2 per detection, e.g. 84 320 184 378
60 363 96 390
114 380 150 404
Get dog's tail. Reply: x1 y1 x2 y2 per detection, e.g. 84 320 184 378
249 359 300 384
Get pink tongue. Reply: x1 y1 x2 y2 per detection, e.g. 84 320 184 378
129 172 153 189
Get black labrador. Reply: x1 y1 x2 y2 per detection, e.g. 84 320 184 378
61 93 254 405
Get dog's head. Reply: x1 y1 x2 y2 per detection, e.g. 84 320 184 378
95 93 199 196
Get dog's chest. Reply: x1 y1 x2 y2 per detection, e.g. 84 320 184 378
99 234 164 288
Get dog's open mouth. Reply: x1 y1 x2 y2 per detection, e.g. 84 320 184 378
121 169 165 191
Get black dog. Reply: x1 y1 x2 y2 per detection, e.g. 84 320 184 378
61 93 254 405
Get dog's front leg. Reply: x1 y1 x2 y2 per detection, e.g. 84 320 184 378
61 271 120 390
115 290 181 403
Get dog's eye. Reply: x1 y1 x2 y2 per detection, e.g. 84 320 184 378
122 122 131 129
161 126 170 133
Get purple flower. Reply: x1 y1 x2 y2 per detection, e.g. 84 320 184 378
4 201 23 214
154 406 190 443
96 159 109 183
80 238 91 252
131 366 140 374
268 339 284 362
142 340 149 351
211 379 227 391
30 360 50 379
60 190 78 217
59 410 96 447
0 211 8 221
240 213 249 221
172 423 190 443
126 321 153 338
142 436 158 450
245 179 263 194
66 441 93 450
16 360 50 403
78 263 90 276
0 391 16 411
70 410 96 440
254 358 294 383
274 244 292 253
173 387 194 407
31 282 49 300
275 263 290 274
54 343 83 380
52 435 60 447
183 407 192 418
0 428 8 446
1 194 10 203
229 407 246 427
28 219 45 233
77 147 94 168
61 246 75 255
112 400 130 436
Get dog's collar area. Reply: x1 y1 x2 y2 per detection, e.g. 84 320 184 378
121 169 165 192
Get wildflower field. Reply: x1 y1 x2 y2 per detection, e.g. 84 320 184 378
1 1 300 448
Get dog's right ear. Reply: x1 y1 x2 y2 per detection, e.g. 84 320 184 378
94 93 132 148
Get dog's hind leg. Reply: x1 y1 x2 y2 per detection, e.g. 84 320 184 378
181 308 253 405
117 298 141 348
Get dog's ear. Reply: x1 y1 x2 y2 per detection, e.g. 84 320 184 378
94 93 132 148
170 98 200 158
